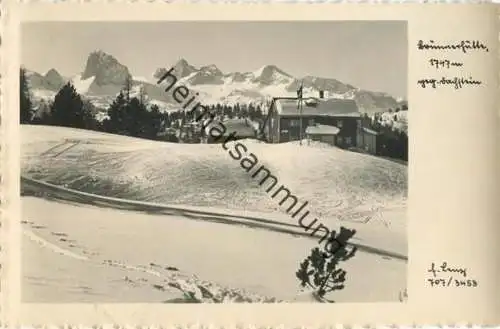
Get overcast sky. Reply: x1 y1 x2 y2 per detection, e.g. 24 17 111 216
22 21 407 98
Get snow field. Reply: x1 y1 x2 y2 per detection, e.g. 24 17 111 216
21 124 408 302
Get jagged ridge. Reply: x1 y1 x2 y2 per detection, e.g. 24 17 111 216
26 50 407 114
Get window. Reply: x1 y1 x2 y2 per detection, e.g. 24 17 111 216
290 119 300 127
337 120 343 128
337 136 343 144
308 119 315 126
345 137 352 146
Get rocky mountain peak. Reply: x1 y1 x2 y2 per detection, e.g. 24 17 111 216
153 58 197 82
173 58 197 78
25 68 66 91
252 64 293 85
199 64 223 76
44 68 62 79
185 63 224 85
81 50 131 86
25 50 406 114
298 76 355 95
43 68 65 88
228 71 251 83
175 58 190 68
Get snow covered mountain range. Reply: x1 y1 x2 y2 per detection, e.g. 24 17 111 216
26 50 407 113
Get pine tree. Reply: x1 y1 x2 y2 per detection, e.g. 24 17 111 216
245 103 254 119
147 104 164 139
234 103 241 118
105 91 128 134
50 82 90 128
32 99 51 125
20 67 34 123
296 227 357 302
253 104 263 121
126 97 149 138
124 75 133 102
216 103 223 117
225 105 234 119
162 111 171 128
82 100 99 131
138 84 149 106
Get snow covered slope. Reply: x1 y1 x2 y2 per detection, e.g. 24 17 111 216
21 125 408 303
23 195 406 303
22 125 407 254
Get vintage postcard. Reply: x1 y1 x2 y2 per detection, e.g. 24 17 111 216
1 2 499 327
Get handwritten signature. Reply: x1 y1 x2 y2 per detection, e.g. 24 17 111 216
427 261 467 278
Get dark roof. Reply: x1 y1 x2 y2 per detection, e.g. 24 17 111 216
205 118 256 137
305 124 340 135
272 97 360 117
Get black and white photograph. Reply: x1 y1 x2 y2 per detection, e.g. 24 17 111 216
20 21 408 303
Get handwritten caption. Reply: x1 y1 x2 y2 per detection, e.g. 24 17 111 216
426 261 478 288
417 40 489 90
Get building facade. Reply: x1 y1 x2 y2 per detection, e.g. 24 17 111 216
305 124 340 146
356 127 381 155
263 96 361 148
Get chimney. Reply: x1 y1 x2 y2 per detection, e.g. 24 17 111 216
319 90 324 99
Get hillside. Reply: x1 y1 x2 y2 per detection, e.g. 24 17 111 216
22 125 408 302
22 125 407 255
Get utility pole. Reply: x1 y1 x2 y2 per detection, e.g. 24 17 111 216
299 98 303 146
297 80 303 146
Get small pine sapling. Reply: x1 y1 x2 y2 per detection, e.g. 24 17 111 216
296 227 357 302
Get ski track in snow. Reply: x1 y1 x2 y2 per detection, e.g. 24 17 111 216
23 223 279 303
24 229 89 261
